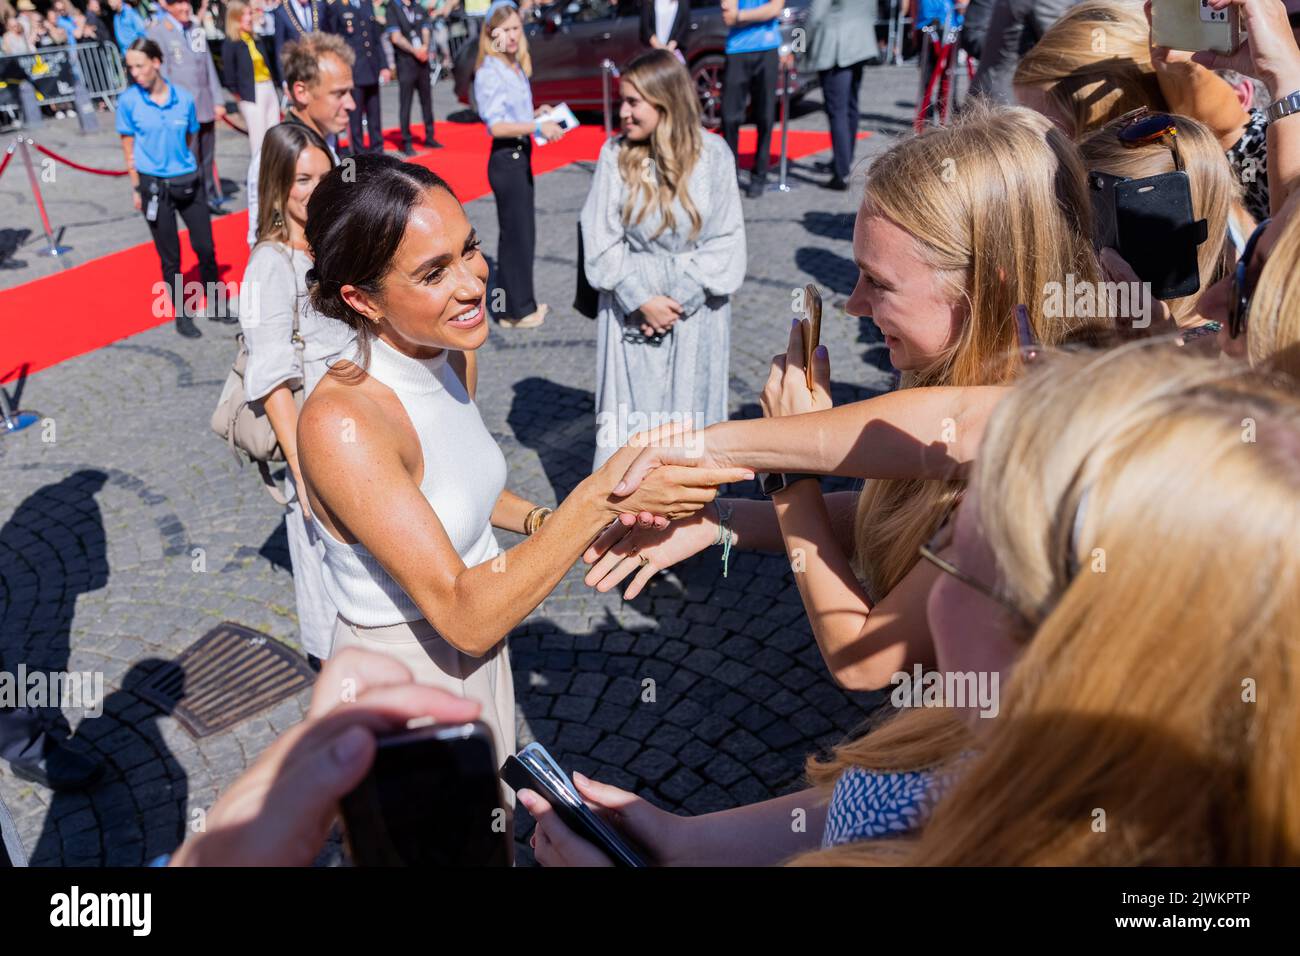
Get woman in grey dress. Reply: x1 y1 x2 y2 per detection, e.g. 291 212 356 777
581 49 746 470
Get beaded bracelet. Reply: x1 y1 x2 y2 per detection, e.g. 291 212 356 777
713 499 735 578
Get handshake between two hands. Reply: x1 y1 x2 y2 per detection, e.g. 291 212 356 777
587 316 831 599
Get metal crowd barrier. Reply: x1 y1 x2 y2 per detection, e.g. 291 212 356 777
0 42 128 132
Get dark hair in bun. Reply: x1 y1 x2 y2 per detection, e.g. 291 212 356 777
305 154 456 372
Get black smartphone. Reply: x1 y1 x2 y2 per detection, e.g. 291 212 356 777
340 721 511 867
501 742 649 867
1089 169 1209 300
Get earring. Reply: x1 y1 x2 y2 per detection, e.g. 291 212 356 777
271 208 284 228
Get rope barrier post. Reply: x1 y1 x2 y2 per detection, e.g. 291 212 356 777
601 59 618 138
17 80 43 131
0 381 41 437
767 54 796 194
18 138 71 257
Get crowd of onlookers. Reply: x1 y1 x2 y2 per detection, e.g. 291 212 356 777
5 0 1300 870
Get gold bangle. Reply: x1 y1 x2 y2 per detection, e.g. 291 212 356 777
524 506 553 536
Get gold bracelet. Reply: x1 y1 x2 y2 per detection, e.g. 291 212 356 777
524 506 553 536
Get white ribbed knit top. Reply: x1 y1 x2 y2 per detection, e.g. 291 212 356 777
314 336 507 627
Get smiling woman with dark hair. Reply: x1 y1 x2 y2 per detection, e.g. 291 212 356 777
296 154 753 766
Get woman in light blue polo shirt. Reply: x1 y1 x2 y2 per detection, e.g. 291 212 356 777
117 37 228 339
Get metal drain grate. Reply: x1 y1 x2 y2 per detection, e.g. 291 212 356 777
136 622 315 738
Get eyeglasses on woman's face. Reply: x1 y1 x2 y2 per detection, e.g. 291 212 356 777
918 501 1030 628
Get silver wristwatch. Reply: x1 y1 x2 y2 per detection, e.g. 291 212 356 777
1266 90 1300 125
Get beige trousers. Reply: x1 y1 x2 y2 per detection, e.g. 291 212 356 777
330 615 518 799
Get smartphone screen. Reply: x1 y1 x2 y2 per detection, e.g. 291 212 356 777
341 722 511 867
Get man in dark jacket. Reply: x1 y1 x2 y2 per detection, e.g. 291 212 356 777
329 0 390 154
271 0 332 76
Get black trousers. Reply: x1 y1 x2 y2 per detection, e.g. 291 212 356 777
349 82 384 153
821 61 864 180
722 47 779 183
487 138 536 319
194 118 220 204
139 171 221 317
396 57 434 147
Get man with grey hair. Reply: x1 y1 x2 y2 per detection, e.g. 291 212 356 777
244 32 355 245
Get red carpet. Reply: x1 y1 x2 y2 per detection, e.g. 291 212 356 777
0 125 863 382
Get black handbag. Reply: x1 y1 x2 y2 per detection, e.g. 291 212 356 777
574 220 599 319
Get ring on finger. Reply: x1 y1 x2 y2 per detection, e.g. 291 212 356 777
638 553 650 567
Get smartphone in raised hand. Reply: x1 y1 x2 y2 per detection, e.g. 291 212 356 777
801 282 823 391
1150 0 1246 54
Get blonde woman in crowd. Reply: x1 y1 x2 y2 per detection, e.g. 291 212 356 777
585 104 1105 692
224 0 281 158
582 49 745 470
530 344 1300 865
1078 110 1245 336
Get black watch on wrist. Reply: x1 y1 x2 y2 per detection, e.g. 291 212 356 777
760 472 819 497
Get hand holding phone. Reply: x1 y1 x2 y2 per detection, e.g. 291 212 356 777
1151 0 1245 54
501 742 649 867
801 282 822 392
340 721 511 867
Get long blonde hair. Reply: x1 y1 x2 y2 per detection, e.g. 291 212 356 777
1078 112 1242 323
1248 204 1300 380
1013 0 1163 138
616 49 703 242
475 5 531 77
851 103 1102 601
804 343 1300 865
225 0 249 41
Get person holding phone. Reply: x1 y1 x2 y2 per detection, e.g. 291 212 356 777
472 0 560 329
530 345 1300 867
584 104 1108 693
581 50 745 470
118 38 228 339
295 154 752 768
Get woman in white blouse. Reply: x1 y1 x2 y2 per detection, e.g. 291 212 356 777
238 123 354 667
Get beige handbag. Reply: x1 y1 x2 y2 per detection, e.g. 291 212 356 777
210 244 305 505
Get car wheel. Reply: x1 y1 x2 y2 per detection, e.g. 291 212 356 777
691 54 725 130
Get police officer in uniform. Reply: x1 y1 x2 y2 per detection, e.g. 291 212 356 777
331 0 390 154
386 0 441 154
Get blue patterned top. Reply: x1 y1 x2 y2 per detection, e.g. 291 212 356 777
821 765 955 847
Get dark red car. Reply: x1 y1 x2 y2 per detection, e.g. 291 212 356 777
453 0 814 129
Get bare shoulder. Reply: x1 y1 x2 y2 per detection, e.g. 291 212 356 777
298 368 393 463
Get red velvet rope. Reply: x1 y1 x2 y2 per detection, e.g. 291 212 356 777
221 113 249 136
0 148 12 182
29 142 128 176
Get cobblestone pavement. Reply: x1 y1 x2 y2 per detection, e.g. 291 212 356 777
0 66 919 865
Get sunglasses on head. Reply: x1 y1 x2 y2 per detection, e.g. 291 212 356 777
1114 107 1184 173
1229 217 1272 340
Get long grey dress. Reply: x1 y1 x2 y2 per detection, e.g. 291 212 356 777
581 133 746 469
